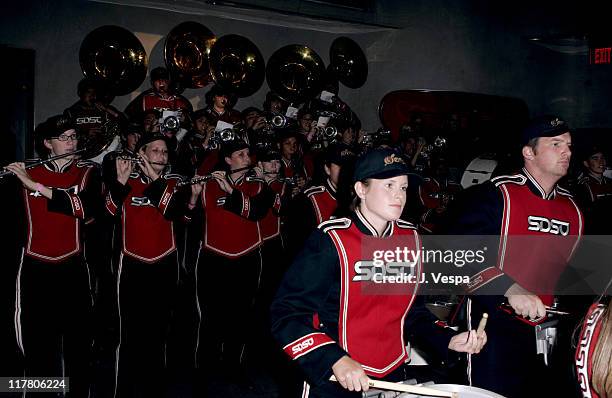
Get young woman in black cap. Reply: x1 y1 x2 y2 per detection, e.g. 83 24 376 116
106 133 186 397
271 147 486 397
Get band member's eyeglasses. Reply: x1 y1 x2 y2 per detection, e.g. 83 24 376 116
53 134 79 142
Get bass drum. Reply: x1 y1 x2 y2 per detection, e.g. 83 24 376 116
461 153 498 189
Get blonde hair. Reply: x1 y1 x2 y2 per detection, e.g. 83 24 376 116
592 302 612 398
350 179 370 212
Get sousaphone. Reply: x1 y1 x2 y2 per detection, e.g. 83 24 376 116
164 21 216 89
79 25 148 96
209 34 265 98
266 44 325 104
329 37 368 89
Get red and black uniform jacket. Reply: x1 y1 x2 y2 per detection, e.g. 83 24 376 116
142 91 192 114
445 169 583 308
195 173 275 258
22 160 101 262
280 157 311 181
575 298 609 398
259 179 288 241
286 179 338 257
104 172 185 263
271 210 456 386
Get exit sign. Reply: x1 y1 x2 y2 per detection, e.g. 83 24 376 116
590 47 611 64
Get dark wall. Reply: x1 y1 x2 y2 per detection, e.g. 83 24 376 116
2 0 611 145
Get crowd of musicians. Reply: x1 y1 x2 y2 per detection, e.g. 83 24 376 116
3 66 612 398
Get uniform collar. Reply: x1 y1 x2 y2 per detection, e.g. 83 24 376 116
324 178 337 199
587 172 605 184
44 159 74 173
353 208 393 237
521 168 557 200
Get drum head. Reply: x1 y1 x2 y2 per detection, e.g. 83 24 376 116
419 384 506 398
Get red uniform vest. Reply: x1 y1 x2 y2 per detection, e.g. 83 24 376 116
305 185 337 224
259 180 284 241
120 175 178 263
202 176 263 257
497 181 582 305
24 162 93 262
575 303 606 398
328 220 422 377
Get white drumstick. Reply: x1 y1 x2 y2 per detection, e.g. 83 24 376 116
329 376 457 397
477 312 488 334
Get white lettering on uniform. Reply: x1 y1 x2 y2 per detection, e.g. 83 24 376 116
527 215 570 236
291 337 314 354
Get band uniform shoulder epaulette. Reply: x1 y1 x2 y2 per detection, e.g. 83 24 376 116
76 159 99 169
163 173 184 181
304 185 325 197
318 217 352 234
395 219 417 230
491 174 527 187
556 186 574 197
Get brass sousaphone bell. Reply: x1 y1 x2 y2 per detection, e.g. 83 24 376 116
329 37 368 89
266 44 325 104
79 25 148 96
209 34 265 98
164 21 216 89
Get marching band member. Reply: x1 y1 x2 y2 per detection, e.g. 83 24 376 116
188 140 276 388
271 148 486 398
6 115 102 397
445 115 583 397
104 134 186 397
286 144 355 259
575 146 612 234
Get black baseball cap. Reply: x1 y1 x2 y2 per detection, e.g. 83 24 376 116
353 148 409 182
257 147 281 162
220 139 250 159
325 144 356 166
150 67 169 83
36 115 76 140
135 133 170 153
522 115 570 146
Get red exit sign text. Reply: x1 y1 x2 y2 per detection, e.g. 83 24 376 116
590 47 612 64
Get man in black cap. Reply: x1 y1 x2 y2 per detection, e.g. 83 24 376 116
575 146 612 234
285 144 355 259
5 115 102 397
187 139 276 390
445 115 583 397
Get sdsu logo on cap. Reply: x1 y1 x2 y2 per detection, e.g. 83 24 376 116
384 154 405 166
